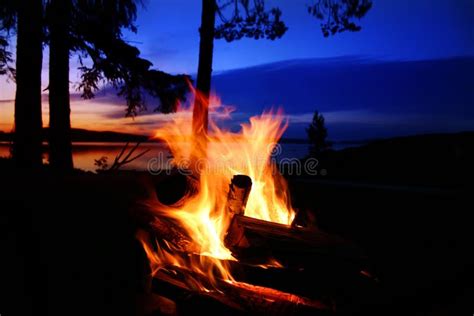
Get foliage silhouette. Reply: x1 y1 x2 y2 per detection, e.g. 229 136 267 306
307 0 373 37
193 0 372 141
193 0 288 143
0 0 15 77
307 110 332 156
44 0 190 170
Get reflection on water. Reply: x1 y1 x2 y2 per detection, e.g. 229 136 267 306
71 142 174 172
0 142 310 172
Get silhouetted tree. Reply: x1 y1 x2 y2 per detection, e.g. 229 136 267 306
12 0 44 168
71 0 190 116
307 110 331 156
47 0 73 170
45 0 141 171
45 0 190 171
0 0 15 77
193 0 216 140
193 0 372 141
76 39 190 117
193 0 286 139
0 36 11 76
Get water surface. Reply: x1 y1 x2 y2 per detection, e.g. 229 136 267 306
0 142 313 172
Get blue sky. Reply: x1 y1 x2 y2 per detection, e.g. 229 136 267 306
126 0 474 74
1 0 473 137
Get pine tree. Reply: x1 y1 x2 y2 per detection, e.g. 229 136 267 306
307 111 331 156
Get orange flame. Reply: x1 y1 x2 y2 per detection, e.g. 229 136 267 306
140 88 295 289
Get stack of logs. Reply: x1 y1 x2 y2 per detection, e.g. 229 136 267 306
134 174 375 315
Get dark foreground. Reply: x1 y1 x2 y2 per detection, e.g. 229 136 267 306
1 132 473 315
0 169 472 315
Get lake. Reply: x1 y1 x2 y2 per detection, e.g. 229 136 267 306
0 142 313 172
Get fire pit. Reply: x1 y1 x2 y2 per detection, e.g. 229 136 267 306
131 91 376 315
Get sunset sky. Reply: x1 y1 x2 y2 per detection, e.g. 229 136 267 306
1 0 473 136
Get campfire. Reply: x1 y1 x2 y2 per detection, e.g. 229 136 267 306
134 89 372 315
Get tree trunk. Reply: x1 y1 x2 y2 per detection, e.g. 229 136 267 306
49 0 73 171
13 0 43 168
192 0 216 139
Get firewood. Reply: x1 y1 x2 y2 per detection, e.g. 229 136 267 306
291 208 318 230
219 280 332 315
133 204 198 253
152 269 243 312
225 174 252 216
149 216 198 253
225 214 366 266
151 266 332 315
137 227 332 313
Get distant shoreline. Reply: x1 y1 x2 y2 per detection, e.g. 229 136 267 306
1 129 473 146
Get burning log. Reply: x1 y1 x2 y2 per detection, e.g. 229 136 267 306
225 214 366 267
225 174 252 216
133 172 372 314
151 267 333 315
133 203 198 253
148 216 198 253
291 208 318 230
220 280 332 315
151 269 242 313
136 228 371 314
221 174 365 267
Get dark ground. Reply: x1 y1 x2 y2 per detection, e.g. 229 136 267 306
0 169 155 316
1 132 473 315
289 178 473 315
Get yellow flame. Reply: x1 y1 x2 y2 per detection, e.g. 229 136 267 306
140 88 295 289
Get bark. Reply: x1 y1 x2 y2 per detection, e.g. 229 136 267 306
151 268 331 315
225 214 366 266
133 205 198 254
192 0 216 138
225 175 253 216
49 0 74 171
13 0 43 168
